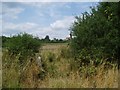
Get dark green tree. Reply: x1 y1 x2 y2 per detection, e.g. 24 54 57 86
44 35 50 42
70 2 119 65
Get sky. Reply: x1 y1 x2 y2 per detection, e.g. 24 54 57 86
1 1 99 39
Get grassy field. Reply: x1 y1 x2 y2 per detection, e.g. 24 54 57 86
37 43 118 88
2 43 118 88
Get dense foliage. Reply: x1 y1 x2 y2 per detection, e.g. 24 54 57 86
70 2 119 65
2 33 41 61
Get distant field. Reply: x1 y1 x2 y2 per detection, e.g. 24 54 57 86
41 43 68 52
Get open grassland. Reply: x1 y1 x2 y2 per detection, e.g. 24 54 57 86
41 43 68 52
2 43 118 88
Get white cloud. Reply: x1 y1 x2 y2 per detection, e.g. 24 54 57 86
19 22 38 31
30 16 75 38
65 5 71 9
2 4 24 19
26 2 65 19
50 16 75 30
2 16 75 39
0 20 2 36
3 22 39 33
2 21 52 37
23 2 52 8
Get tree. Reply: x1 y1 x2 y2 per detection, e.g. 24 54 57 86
44 35 50 42
70 2 119 65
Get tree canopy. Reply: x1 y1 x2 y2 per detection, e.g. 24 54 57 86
70 2 119 64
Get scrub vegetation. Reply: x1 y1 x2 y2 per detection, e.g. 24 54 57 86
1 2 119 88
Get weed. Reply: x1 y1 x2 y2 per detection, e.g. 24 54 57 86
60 47 71 58
47 52 55 62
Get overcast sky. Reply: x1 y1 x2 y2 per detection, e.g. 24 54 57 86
1 2 98 39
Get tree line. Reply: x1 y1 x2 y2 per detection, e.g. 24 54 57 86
39 35 67 43
1 34 67 47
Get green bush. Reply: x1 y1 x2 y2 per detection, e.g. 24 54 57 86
3 33 41 64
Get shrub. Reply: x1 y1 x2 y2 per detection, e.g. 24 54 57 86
47 52 55 62
4 33 41 64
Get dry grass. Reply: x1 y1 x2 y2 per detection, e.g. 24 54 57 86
0 48 2 89
36 65 118 88
2 50 20 88
36 44 118 88
41 43 67 53
2 43 118 88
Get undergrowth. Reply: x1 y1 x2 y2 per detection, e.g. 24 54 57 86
2 45 118 88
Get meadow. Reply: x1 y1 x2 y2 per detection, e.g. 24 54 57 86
2 43 118 88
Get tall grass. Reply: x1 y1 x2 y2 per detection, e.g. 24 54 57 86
38 45 118 88
0 48 2 89
2 43 118 88
36 59 118 88
2 49 40 88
